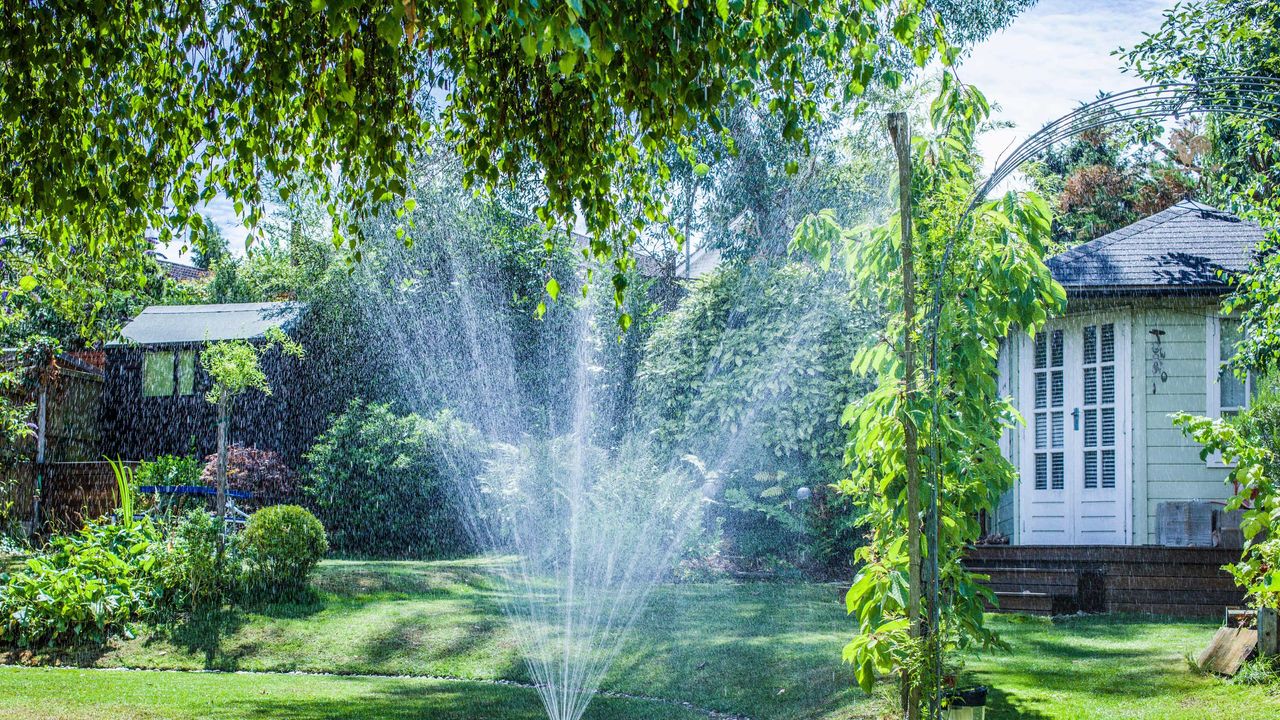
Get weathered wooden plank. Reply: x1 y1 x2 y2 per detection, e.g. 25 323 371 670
1197 626 1257 675
967 545 1239 564
1105 574 1237 591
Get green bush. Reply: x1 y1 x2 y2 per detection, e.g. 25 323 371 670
0 518 170 647
1175 376 1280 610
240 505 327 595
304 400 485 558
634 261 873 572
134 454 203 488
132 455 203 516
161 510 234 612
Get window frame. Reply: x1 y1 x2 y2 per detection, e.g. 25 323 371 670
1205 313 1251 467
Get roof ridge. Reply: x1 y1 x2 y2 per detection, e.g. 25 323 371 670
144 301 295 312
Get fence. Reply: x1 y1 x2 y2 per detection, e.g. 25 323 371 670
2 461 134 535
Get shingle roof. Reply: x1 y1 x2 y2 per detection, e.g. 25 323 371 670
1047 200 1265 294
108 302 304 347
157 259 212 282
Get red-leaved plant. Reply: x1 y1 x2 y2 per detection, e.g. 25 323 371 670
200 445 300 504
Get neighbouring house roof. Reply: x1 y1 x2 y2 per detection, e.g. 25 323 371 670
1047 200 1265 296
107 302 304 347
157 259 212 282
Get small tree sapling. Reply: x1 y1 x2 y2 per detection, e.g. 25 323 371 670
201 327 304 554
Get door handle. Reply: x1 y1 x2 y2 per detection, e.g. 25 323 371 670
1071 408 1080 431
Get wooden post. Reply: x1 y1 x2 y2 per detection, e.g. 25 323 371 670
888 111 923 720
31 383 47 534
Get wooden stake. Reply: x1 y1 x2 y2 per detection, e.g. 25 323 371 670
888 111 923 720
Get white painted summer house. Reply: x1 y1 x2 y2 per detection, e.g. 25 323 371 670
994 200 1264 546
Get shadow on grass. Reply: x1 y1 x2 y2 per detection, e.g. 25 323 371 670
150 607 252 671
602 580 872 720
968 613 1225 716
980 684 1054 720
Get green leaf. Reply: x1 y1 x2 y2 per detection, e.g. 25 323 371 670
546 277 560 300
18 276 37 292
717 0 730 22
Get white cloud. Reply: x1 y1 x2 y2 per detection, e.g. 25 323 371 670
960 0 1174 178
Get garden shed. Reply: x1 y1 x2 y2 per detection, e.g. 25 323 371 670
101 302 310 463
979 200 1265 616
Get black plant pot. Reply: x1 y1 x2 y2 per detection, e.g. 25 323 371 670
943 686 988 708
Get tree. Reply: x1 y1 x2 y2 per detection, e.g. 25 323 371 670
1122 0 1280 372
633 261 874 570
201 327 305 551
1025 122 1205 249
792 74 1065 716
637 2 1037 267
190 217 230 271
0 1 952 338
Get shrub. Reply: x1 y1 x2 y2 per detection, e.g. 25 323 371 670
135 455 203 488
240 505 327 595
634 262 873 572
161 510 235 612
200 445 300 505
133 454 204 515
1175 376 1280 610
304 400 485 558
0 518 170 647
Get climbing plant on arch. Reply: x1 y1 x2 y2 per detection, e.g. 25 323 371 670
795 74 1280 719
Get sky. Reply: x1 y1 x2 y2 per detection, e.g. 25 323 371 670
961 0 1173 175
180 0 1176 263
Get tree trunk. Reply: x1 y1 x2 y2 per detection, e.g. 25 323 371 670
888 111 923 720
215 396 230 553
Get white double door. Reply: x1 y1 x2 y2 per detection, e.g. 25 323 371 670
1018 315 1131 545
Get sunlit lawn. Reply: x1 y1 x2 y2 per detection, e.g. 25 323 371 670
0 558 882 720
969 614 1280 720
2 558 1277 719
0 666 706 720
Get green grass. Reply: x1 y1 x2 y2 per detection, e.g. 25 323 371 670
3 558 1277 719
0 666 706 720
1 559 883 720
968 614 1280 720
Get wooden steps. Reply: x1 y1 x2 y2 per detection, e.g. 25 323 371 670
965 545 1245 617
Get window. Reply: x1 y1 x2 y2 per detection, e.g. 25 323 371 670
1207 315 1253 466
142 350 197 398
1208 316 1251 419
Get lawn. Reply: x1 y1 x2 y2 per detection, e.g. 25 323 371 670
1 558 1277 720
969 614 1280 720
0 558 883 720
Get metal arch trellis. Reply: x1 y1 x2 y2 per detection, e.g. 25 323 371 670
919 75 1280 719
